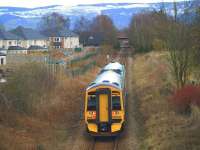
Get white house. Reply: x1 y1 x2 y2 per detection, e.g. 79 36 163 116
64 36 79 49
27 45 48 53
0 52 6 65
0 48 7 54
49 31 79 49
0 30 20 49
7 46 27 54
10 26 48 49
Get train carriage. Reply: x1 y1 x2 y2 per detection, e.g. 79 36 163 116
84 62 126 136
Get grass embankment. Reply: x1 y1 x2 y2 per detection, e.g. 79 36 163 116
0 46 118 149
132 52 200 150
0 62 100 150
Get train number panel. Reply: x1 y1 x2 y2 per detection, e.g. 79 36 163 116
84 62 126 136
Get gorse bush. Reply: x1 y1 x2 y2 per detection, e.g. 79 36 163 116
170 85 200 113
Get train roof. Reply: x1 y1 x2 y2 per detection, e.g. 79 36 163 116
100 62 125 76
87 70 124 91
103 62 124 71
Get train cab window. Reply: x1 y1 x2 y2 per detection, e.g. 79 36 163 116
112 96 121 110
99 69 106 74
87 95 96 111
113 69 122 75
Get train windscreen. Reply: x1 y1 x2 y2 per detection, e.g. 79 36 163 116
113 69 122 75
112 96 121 110
87 95 96 111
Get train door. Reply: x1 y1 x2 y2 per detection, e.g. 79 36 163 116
99 94 109 122
97 88 111 132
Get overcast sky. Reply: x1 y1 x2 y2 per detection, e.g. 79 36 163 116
0 0 186 8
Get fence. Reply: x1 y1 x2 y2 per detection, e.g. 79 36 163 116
69 51 98 65
66 61 96 77
46 51 98 77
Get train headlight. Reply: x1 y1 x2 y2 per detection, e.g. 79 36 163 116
112 111 120 116
87 111 96 120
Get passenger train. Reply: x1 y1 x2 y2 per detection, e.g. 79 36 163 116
84 62 126 136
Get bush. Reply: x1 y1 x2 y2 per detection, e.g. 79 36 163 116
152 38 167 51
170 85 200 113
1 63 56 114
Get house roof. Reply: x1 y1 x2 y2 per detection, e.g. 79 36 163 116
86 35 103 46
49 31 78 37
0 30 20 40
10 26 48 40
0 48 6 51
8 46 26 50
0 52 6 56
28 45 48 50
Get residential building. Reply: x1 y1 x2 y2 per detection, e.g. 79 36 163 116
49 31 79 49
0 30 20 49
0 48 7 54
10 26 48 49
27 45 48 53
86 35 103 46
8 46 27 54
0 52 6 65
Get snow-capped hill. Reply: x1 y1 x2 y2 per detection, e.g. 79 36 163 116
0 3 151 18
0 1 192 29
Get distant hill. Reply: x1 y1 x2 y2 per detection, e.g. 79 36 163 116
0 1 196 30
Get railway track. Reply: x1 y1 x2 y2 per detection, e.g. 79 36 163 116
88 51 126 150
90 137 119 150
80 50 134 150
90 52 126 150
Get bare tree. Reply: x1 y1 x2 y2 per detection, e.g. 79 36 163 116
173 0 178 22
38 12 70 36
74 16 91 46
191 1 200 81
128 11 170 52
167 1 193 88
90 15 118 46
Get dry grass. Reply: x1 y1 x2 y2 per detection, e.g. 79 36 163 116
0 62 100 150
0 46 109 150
132 51 200 150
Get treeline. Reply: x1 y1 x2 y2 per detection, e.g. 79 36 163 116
128 0 200 88
38 13 118 48
128 0 199 53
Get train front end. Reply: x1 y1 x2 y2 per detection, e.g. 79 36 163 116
84 64 125 136
85 85 125 136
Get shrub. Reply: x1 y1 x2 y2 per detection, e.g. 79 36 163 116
1 63 56 114
152 38 167 51
170 85 200 113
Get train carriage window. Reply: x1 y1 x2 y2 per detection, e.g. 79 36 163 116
87 95 96 111
112 96 121 110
